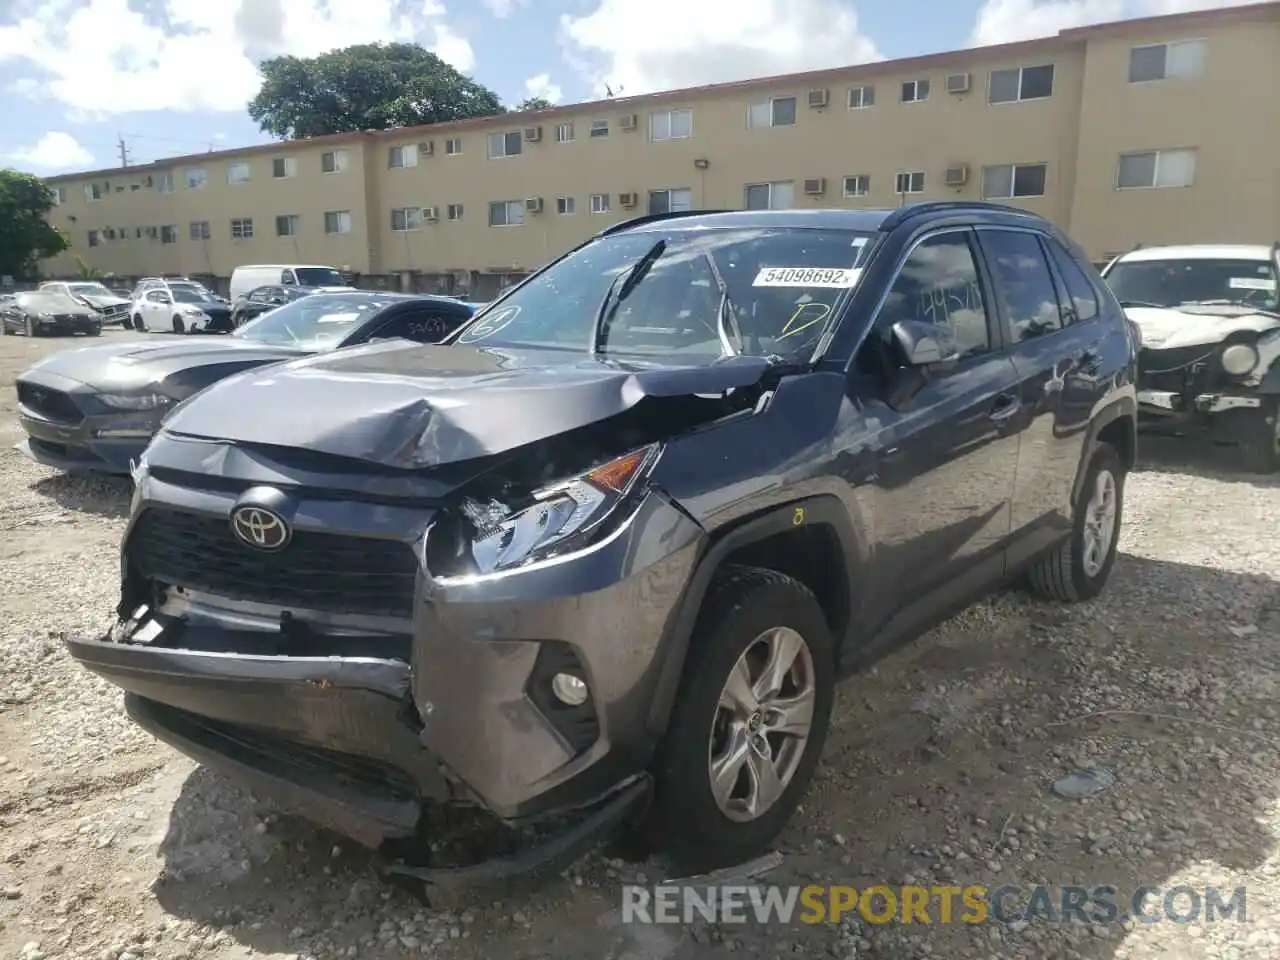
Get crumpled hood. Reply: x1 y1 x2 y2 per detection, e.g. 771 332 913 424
76 293 131 310
21 336 307 391
160 339 773 469
1126 306 1280 350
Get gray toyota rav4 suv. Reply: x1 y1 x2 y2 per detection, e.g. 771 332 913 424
68 203 1138 883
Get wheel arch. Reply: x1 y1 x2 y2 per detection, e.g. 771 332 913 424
1071 393 1137 509
645 494 863 739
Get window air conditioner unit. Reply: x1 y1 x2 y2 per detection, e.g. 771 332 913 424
807 88 829 108
944 164 970 186
946 73 971 94
525 197 543 213
619 113 638 131
523 126 542 142
803 177 826 196
423 206 439 221
618 192 638 207
418 141 434 157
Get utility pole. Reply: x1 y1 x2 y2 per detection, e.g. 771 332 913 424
117 135 130 168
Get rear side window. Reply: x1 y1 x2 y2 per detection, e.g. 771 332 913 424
979 229 1064 343
280 270 296 284
1044 240 1099 322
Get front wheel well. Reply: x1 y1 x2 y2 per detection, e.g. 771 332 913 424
717 525 851 654
1097 414 1136 470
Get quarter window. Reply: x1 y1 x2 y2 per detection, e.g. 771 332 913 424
748 97 797 128
980 230 1064 342
1044 240 1099 322
988 65 1055 103
982 163 1048 199
1129 39 1206 82
875 231 991 360
744 181 794 210
1116 149 1196 189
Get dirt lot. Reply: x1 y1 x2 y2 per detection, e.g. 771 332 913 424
0 328 1277 960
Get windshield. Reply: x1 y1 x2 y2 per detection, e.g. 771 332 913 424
18 292 82 312
232 292 387 349
1104 257 1278 311
296 267 347 287
454 227 876 362
172 287 218 304
66 283 113 297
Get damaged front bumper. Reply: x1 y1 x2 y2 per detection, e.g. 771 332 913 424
1137 388 1264 438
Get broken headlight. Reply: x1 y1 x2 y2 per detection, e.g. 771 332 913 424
459 443 661 575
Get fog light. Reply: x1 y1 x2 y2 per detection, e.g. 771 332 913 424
551 672 588 706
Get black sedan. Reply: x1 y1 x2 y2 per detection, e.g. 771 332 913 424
15 291 474 475
229 284 342 328
2 291 102 337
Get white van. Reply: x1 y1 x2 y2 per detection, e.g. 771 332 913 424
229 264 351 302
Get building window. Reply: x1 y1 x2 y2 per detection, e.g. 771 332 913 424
648 188 692 214
446 203 464 221
271 157 297 179
159 225 178 244
590 120 609 138
388 145 419 168
227 162 250 184
982 163 1048 199
557 196 575 215
847 85 875 109
843 174 870 198
1116 149 1197 189
186 167 207 189
85 183 103 201
391 207 423 231
87 230 100 247
1129 39 1206 83
156 172 174 194
275 214 300 237
894 171 926 194
323 211 351 235
590 193 610 213
230 218 254 239
489 200 524 226
649 109 692 141
445 138 463 156
744 181 795 210
556 122 575 143
53 186 66 204
189 220 210 240
134 227 144 239
488 131 523 159
901 78 930 102
988 64 1055 103
748 97 797 128
321 149 348 173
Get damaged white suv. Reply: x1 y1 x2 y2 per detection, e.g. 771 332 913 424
1101 244 1280 472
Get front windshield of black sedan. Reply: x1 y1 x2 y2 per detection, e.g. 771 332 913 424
454 227 876 361
1104 258 1279 311
231 292 390 349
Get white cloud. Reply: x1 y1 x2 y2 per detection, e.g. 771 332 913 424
559 0 882 97
7 132 95 170
482 0 526 16
523 72 563 103
0 0 476 116
969 0 1267 45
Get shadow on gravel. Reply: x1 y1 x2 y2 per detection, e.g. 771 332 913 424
1134 434 1280 488
31 472 132 519
149 553 1280 960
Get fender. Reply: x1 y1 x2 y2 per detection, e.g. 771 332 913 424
1257 357 1280 395
1070 390 1138 509
644 493 866 739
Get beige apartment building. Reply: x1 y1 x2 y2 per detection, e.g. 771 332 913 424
40 2 1280 300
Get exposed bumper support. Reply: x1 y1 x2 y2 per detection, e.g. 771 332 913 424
1137 389 1262 415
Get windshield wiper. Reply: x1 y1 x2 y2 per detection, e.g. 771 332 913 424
1118 300 1167 309
1178 298 1280 318
702 251 743 357
590 239 666 355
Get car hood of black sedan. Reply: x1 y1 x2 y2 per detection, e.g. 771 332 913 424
20 336 308 394
159 339 773 470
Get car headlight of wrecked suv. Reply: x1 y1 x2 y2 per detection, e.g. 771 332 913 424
97 392 173 411
1221 342 1260 377
438 443 662 579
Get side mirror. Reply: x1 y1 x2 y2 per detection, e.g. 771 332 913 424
891 319 957 367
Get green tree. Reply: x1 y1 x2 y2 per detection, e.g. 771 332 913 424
514 97 555 111
248 42 504 139
0 169 68 279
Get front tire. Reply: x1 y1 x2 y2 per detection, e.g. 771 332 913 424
1028 442 1125 602
25 317 35 337
171 314 186 334
1238 399 1280 473
132 313 146 332
648 565 835 874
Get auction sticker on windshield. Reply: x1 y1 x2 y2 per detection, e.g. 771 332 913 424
1229 277 1276 291
316 312 362 323
753 267 861 288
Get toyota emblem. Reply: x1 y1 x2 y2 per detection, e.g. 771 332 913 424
229 505 291 550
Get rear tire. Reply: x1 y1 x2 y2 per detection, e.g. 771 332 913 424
1237 399 1280 474
1027 442 1125 603
646 565 835 874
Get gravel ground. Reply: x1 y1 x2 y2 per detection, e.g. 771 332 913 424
1 327 1278 960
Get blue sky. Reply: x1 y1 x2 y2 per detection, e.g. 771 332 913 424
0 0 1256 175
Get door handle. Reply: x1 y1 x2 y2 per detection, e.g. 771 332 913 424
990 392 1020 422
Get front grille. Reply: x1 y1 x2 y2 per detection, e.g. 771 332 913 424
1139 347 1230 397
128 507 420 617
16 381 84 424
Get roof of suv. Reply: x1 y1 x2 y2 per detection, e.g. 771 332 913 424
1117 244 1274 262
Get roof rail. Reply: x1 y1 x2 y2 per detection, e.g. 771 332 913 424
596 208 734 237
878 200 1045 232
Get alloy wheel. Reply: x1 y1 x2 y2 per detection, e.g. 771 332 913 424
1081 468 1117 578
708 626 816 823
